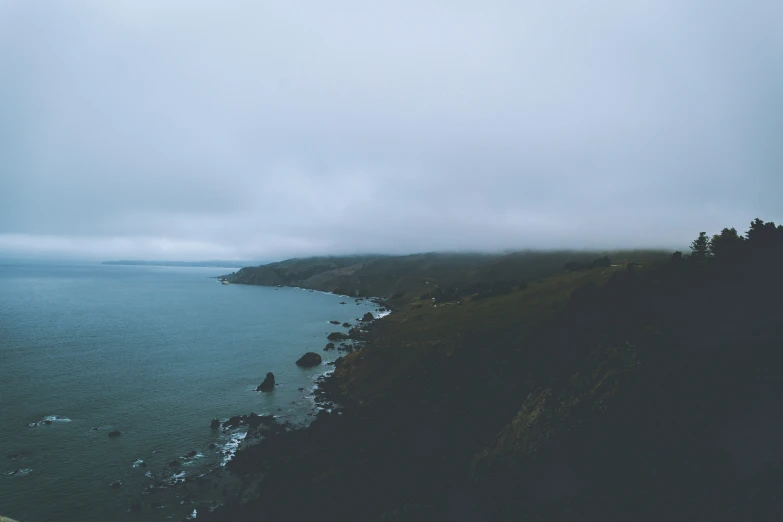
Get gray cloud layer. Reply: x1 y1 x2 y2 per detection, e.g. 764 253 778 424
1 0 782 260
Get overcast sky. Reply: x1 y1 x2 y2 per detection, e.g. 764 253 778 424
1 1 782 260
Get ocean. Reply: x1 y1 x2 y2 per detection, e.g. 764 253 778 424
0 262 380 521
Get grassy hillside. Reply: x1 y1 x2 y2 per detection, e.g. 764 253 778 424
223 249 670 305
201 220 783 522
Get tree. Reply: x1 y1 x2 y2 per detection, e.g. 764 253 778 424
709 228 744 260
746 218 780 246
690 232 711 259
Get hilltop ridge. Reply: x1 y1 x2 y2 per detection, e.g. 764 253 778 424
222 249 670 304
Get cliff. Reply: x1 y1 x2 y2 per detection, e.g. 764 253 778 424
201 220 783 521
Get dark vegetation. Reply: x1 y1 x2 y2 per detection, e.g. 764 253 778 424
563 255 611 271
204 220 783 522
223 250 669 305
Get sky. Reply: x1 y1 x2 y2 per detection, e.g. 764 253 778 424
1 0 782 261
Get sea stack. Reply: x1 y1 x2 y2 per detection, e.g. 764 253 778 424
256 372 276 392
295 352 322 367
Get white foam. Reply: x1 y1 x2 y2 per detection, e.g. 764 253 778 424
167 471 186 485
44 415 71 422
220 432 247 466
182 453 204 466
187 508 198 519
29 415 72 427
375 310 392 319
5 468 32 476
132 459 145 468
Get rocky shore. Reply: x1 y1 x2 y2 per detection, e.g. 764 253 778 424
123 300 389 521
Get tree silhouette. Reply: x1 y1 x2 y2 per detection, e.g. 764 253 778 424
746 218 781 246
709 227 744 260
689 232 711 259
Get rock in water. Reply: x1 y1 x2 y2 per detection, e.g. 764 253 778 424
362 312 374 322
329 320 341 324
256 372 275 392
246 413 276 430
295 352 322 367
210 418 220 429
342 322 351 328
324 343 335 351
108 430 121 438
223 415 247 429
111 481 122 489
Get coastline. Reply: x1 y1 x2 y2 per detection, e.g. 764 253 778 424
218 275 394 309
135 291 392 520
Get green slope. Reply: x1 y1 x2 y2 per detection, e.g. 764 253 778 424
200 221 783 522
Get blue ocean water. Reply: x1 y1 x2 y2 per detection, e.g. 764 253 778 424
0 262 379 521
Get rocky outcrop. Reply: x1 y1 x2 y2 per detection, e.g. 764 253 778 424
224 415 247 429
246 413 276 430
295 352 322 367
108 430 121 438
327 332 349 341
211 418 220 429
362 312 374 322
324 343 335 351
256 372 276 392
342 322 351 327
329 320 341 324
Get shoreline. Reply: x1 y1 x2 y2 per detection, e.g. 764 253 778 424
135 296 392 520
217 271 396 311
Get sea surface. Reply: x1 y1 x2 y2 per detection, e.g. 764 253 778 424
0 262 381 521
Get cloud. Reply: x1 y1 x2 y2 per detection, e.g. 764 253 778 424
1 0 782 260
